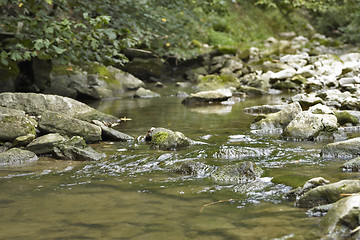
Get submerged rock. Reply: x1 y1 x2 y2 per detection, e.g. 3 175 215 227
251 102 302 130
0 114 36 142
211 161 262 184
0 148 38 166
182 88 232 105
146 127 191 150
282 111 338 141
321 195 360 240
134 87 160 98
296 180 360 208
171 160 215 177
53 136 105 161
321 137 360 159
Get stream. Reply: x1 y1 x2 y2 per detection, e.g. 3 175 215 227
1 84 359 240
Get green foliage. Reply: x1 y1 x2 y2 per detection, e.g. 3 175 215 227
0 0 128 66
254 0 360 44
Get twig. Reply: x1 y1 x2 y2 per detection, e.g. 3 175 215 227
350 226 360 235
200 199 238 213
340 193 360 196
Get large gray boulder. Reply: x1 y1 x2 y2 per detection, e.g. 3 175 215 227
296 180 360 208
39 111 102 143
0 114 36 142
321 137 360 159
146 127 192 150
251 102 302 130
0 92 119 123
282 111 338 141
182 88 232 105
0 148 38 167
321 195 360 240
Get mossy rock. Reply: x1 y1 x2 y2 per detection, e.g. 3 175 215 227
82 62 117 84
335 111 359 126
215 46 238 55
198 74 240 91
146 127 191 150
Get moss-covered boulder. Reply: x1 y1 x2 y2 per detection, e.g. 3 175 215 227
146 127 191 150
0 148 38 167
0 114 36 142
211 161 262 184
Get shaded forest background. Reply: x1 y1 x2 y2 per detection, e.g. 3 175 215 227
0 0 359 67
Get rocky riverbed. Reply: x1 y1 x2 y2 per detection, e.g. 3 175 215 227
1 33 360 239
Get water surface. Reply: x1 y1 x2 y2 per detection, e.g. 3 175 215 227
0 86 356 239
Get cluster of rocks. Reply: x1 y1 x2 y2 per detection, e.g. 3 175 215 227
287 177 360 239
0 92 134 166
179 34 359 105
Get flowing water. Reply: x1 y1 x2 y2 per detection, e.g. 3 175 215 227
1 85 359 240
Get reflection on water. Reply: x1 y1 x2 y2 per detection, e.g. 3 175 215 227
0 92 352 239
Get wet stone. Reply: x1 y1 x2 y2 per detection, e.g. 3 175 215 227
0 148 38 167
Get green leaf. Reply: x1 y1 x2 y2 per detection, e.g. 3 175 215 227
104 29 117 40
34 39 44 50
53 45 66 54
10 51 22 61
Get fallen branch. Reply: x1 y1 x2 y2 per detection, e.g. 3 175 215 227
200 199 238 213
